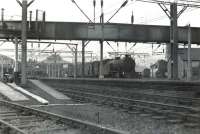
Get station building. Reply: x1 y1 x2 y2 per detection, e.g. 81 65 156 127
40 54 69 78
178 48 200 80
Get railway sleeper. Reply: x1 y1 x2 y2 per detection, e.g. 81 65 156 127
1 115 37 120
0 120 26 134
63 90 200 127
183 122 200 128
31 127 70 134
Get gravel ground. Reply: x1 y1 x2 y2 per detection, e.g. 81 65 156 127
34 104 200 134
0 105 87 134
0 94 9 101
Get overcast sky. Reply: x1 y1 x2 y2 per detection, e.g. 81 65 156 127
1 0 200 66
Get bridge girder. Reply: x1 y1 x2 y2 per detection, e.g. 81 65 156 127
1 21 200 44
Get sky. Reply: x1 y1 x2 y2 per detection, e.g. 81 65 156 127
1 0 200 67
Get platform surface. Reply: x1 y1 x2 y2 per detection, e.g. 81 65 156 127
30 80 70 100
0 82 29 101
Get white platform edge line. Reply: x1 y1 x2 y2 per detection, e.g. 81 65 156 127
30 103 90 108
8 83 49 104
0 82 29 101
30 80 70 100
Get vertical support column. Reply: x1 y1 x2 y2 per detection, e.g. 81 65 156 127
91 53 93 62
74 45 78 78
99 0 104 79
21 0 28 85
57 64 59 78
43 11 46 22
1 8 4 22
46 64 48 77
125 42 127 53
42 11 46 32
48 64 50 77
54 64 55 78
50 64 51 78
1 58 3 79
14 37 19 72
50 64 52 78
51 64 53 78
99 40 104 79
93 0 96 23
1 8 5 30
29 11 32 30
170 3 178 80
187 24 192 80
82 41 85 77
53 64 54 78
35 9 39 33
166 44 172 79
58 64 60 78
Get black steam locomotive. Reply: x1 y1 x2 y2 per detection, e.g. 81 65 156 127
155 60 167 78
68 55 139 78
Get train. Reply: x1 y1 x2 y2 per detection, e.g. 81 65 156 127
0 54 15 83
68 55 140 78
155 59 168 78
0 53 142 81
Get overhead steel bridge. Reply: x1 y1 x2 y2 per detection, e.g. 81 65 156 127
1 21 200 44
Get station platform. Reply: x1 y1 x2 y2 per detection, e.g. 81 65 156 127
40 78 200 90
8 83 49 105
29 80 70 100
0 81 29 101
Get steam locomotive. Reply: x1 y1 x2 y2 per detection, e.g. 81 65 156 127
68 55 139 78
155 60 167 78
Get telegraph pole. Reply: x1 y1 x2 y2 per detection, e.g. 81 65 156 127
99 0 104 79
170 3 178 80
17 0 35 85
21 0 28 85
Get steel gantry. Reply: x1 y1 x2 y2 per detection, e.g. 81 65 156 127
158 2 188 79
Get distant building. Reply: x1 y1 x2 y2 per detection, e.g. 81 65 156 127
40 54 69 78
0 54 14 78
178 48 200 80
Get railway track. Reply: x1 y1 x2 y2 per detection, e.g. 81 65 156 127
56 85 200 107
0 100 125 134
57 88 200 128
